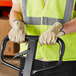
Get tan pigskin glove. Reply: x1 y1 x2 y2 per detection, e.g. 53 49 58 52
39 22 65 45
8 20 26 43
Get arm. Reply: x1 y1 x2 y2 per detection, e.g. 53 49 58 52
8 3 26 43
63 17 76 34
9 3 23 27
63 3 76 34
39 4 76 45
39 19 76 45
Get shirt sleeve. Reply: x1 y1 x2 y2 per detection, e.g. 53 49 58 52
12 0 20 4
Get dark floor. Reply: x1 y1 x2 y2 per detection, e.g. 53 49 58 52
0 57 20 76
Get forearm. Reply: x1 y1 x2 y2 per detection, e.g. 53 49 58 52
9 3 23 27
9 9 23 27
63 17 76 34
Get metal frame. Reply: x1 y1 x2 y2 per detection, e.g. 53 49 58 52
0 35 65 76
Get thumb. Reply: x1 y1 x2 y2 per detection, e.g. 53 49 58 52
58 31 65 37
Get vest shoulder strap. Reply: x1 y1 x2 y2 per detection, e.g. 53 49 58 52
22 0 74 25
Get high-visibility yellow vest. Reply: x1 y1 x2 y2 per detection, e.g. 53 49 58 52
20 0 76 61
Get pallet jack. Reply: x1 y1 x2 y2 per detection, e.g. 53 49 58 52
0 35 65 76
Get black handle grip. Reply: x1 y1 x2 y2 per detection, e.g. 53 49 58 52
0 35 29 73
0 35 22 73
33 37 65 74
0 35 65 74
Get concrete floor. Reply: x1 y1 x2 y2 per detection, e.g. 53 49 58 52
0 57 20 76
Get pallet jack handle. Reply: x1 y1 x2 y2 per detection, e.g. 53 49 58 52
0 35 65 76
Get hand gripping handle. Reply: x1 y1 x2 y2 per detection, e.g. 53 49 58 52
0 35 22 73
0 35 65 74
33 37 65 74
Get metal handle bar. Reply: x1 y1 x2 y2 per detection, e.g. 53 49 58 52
0 35 22 73
33 37 65 74
0 35 65 74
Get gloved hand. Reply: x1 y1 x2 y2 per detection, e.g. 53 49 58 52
57 31 65 37
8 20 26 43
39 22 65 45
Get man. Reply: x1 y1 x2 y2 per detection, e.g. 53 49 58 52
9 0 76 76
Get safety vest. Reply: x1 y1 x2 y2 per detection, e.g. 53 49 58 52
20 0 76 61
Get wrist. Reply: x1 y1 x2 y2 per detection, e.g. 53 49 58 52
12 20 24 23
52 22 63 32
12 20 26 29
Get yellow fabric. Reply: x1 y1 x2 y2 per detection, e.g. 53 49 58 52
19 0 76 61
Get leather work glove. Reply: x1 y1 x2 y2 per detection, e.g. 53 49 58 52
39 22 65 45
8 20 26 43
57 31 65 37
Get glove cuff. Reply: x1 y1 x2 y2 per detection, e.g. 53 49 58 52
12 20 26 29
12 20 24 23
60 24 64 31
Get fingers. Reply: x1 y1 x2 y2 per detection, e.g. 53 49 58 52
8 28 26 43
57 31 65 37
39 31 57 46
51 32 57 45
39 32 45 46
19 31 25 43
47 32 57 45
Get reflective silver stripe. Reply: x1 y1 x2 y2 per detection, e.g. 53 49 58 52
42 17 64 25
22 0 74 25
42 0 74 25
23 17 41 25
22 0 27 20
64 0 74 22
